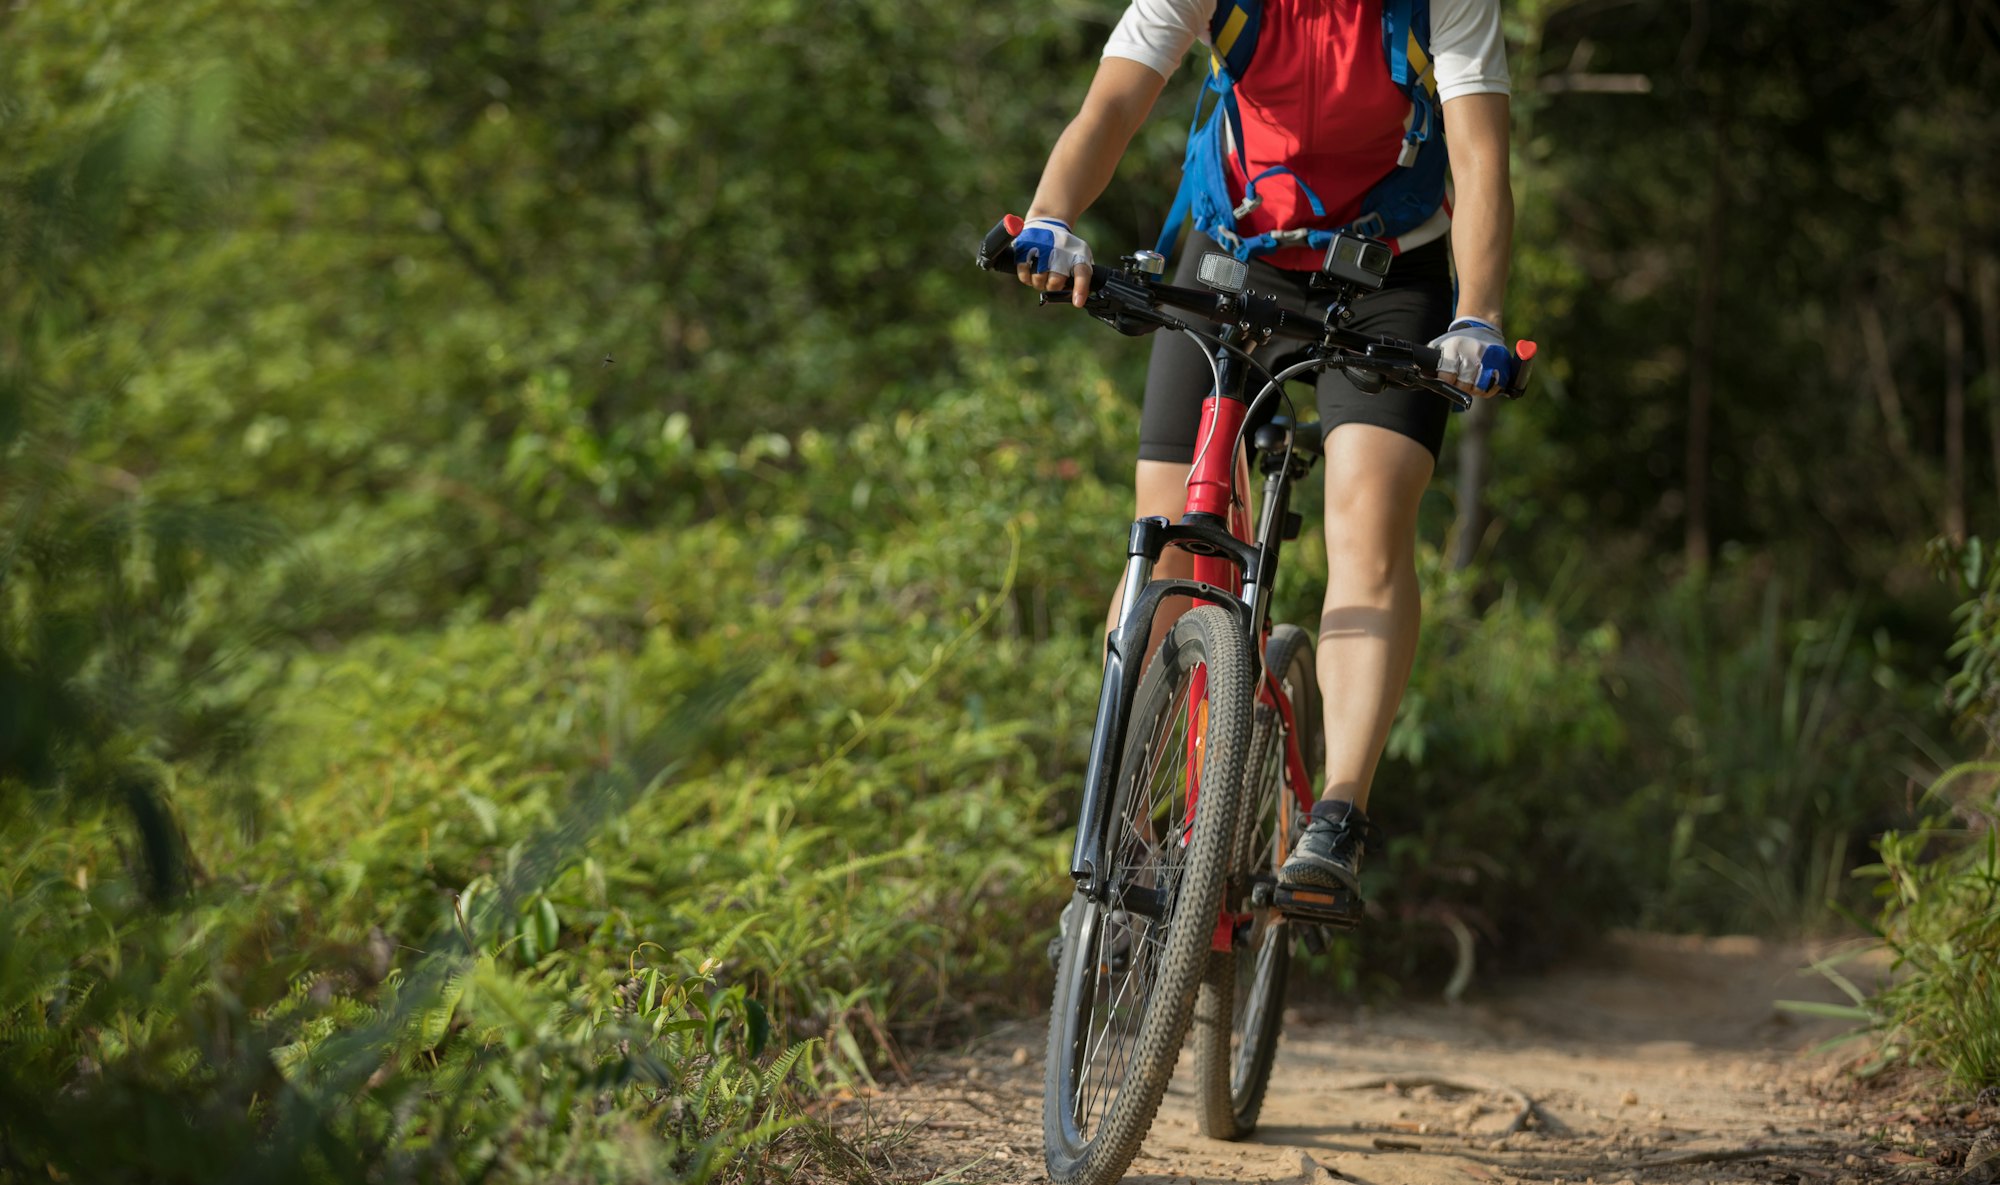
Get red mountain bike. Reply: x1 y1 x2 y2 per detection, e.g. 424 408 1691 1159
977 217 1535 1185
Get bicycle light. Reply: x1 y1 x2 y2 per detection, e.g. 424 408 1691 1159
1197 252 1249 294
1320 233 1390 291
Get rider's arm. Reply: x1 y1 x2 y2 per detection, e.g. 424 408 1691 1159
1021 57 1170 305
1441 92 1513 334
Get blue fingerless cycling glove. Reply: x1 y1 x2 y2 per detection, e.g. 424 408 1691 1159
1012 217 1093 279
1428 316 1509 391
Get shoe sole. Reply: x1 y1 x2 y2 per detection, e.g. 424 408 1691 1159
1277 855 1361 894
1273 883 1364 928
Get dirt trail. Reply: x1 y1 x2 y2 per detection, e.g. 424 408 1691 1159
840 932 1986 1185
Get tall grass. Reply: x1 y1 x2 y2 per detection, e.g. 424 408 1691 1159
1631 576 1918 934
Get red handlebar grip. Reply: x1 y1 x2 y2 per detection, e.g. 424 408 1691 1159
1504 340 1537 399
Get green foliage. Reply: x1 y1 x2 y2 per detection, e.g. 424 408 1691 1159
1850 541 2000 1091
1636 576 1916 934
0 62 272 899
1364 557 1634 980
1861 813 2000 1091
2 0 1988 1173
0 330 1127 1180
0 812 821 1183
1943 536 2000 747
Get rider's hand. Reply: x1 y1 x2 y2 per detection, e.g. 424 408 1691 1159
1013 217 1094 308
1428 317 1507 396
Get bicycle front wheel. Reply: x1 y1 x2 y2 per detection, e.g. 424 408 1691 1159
1043 604 1253 1185
1193 622 1321 1139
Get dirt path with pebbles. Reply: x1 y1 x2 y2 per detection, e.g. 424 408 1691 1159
837 932 1994 1185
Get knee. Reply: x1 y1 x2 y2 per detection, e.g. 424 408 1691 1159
1322 487 1417 598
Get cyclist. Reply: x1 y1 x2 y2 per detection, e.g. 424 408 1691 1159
1013 0 1513 919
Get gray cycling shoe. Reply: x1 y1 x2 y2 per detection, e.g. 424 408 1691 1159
1277 798 1383 901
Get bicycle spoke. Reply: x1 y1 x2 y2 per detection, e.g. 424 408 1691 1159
1228 708 1288 1092
1065 662 1214 1144
1077 907 1141 1125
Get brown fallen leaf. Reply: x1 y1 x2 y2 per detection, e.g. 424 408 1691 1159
1964 1137 1999 1185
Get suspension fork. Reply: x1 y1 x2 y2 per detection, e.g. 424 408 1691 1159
1071 517 1169 897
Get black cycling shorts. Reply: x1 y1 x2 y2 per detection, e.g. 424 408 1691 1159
1137 229 1455 464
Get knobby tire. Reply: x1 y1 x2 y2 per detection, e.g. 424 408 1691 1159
1043 605 1254 1185
1192 622 1322 1140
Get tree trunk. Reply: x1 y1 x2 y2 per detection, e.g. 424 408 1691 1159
1859 298 1914 464
1946 247 1967 542
1685 114 1727 573
1450 397 1497 570
1979 254 2000 513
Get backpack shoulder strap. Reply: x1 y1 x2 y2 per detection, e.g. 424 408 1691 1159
1154 0 1263 260
1385 0 1414 86
1382 0 1439 166
1385 0 1437 86
1208 0 1261 81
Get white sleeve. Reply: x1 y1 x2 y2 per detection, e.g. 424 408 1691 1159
1100 0 1215 81
1429 0 1511 104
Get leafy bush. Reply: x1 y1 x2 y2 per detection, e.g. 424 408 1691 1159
0 802 820 1184
1861 808 2000 1091
1849 541 2000 1091
0 319 1122 1180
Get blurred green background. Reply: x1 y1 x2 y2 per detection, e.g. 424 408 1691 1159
4 0 1999 1180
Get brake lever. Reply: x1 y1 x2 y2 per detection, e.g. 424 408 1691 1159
1316 342 1475 411
1036 271 1174 337
1429 380 1476 412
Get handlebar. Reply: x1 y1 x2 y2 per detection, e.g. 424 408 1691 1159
977 215 1536 403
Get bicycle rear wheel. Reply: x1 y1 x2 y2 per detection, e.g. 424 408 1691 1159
1192 622 1322 1139
1043 604 1253 1185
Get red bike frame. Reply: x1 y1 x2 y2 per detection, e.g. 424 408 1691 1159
1176 393 1317 952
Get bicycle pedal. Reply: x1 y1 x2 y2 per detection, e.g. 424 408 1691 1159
1273 883 1363 929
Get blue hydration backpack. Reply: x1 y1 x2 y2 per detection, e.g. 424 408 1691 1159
1155 0 1448 262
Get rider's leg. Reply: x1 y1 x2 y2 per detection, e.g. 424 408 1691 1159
1314 423 1435 812
1103 460 1195 648
1274 237 1450 907
1275 422 1432 902
1103 454 1253 662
